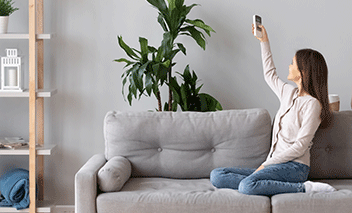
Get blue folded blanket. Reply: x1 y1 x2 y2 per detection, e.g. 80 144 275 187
0 168 30 210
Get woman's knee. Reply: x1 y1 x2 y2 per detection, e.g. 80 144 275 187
238 177 257 195
210 168 226 188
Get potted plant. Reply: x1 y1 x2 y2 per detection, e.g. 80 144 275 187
0 0 19 34
169 65 222 111
115 0 222 111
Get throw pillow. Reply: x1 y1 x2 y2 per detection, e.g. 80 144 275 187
97 156 131 192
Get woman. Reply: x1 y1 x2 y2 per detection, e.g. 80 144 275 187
209 24 336 196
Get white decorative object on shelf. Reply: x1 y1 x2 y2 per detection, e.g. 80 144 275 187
0 16 9 34
1 48 23 92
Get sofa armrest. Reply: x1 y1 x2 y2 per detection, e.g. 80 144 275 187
75 154 106 213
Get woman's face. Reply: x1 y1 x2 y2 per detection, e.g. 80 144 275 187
288 55 301 83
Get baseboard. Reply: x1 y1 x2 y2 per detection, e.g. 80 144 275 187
54 205 75 213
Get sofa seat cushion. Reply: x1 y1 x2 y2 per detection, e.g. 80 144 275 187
96 178 270 213
271 179 352 213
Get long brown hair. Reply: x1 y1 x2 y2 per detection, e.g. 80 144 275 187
295 49 332 129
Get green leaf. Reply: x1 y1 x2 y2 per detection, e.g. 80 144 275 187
129 74 137 99
127 91 133 105
158 13 169 32
159 64 169 85
139 37 149 57
182 65 192 83
175 0 184 9
130 64 142 94
162 60 171 68
147 0 168 15
163 102 169 111
180 26 206 50
135 62 150 93
148 46 158 53
183 4 198 16
198 93 223 112
167 0 176 12
172 102 178 111
180 84 189 110
155 46 164 62
192 70 198 82
152 83 159 95
169 77 181 98
132 48 141 56
179 32 191 36
121 75 128 101
176 43 186 55
195 84 203 95
161 32 173 57
152 62 168 86
114 58 135 68
117 36 139 60
170 77 182 109
152 63 160 76
185 19 215 36
114 58 133 63
170 49 181 60
145 73 153 96
169 5 183 34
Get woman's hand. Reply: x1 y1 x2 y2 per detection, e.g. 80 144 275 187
252 24 269 43
254 165 265 173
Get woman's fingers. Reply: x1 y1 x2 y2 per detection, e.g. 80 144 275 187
258 25 269 42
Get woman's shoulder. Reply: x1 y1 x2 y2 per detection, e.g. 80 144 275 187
281 84 297 99
301 96 322 113
301 95 319 103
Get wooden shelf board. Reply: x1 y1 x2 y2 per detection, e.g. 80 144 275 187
0 144 56 156
0 33 52 39
0 200 54 212
0 89 57 97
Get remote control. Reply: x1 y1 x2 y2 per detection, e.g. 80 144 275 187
253 15 262 38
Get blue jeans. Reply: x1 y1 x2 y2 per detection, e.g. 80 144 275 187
210 161 310 196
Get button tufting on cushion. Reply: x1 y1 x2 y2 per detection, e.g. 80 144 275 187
325 147 331 152
104 109 272 178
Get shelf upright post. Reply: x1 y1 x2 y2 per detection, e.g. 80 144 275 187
37 0 45 202
29 0 37 212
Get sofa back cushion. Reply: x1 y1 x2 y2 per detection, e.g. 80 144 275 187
309 110 352 179
104 109 271 178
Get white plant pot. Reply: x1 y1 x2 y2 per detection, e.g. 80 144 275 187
0 16 9 34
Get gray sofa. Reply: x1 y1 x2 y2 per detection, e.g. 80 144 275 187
75 109 352 213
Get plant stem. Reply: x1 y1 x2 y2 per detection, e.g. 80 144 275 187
168 66 173 111
156 91 162 111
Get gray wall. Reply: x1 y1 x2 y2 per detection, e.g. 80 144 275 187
0 0 351 205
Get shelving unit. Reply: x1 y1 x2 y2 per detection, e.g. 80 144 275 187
0 0 56 213
0 201 54 213
0 34 52 39
0 144 56 156
0 89 57 97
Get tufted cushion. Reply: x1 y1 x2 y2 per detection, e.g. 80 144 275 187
309 110 352 179
103 109 271 178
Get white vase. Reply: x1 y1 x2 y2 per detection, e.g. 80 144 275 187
0 16 9 34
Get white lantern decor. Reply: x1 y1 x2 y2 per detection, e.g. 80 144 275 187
1 49 23 92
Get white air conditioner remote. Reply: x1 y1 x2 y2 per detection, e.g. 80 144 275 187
253 15 262 38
